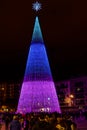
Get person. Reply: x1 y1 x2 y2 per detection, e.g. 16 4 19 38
32 114 50 130
5 115 10 130
9 115 21 130
0 115 3 130
71 121 77 130
65 115 77 130
24 116 29 130
55 115 67 130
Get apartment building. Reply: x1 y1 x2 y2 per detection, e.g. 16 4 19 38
0 76 87 112
55 76 87 111
0 82 21 111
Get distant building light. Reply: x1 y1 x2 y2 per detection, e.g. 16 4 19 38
1 87 4 90
77 88 80 91
70 94 74 98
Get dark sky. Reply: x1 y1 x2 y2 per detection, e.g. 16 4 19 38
0 0 87 82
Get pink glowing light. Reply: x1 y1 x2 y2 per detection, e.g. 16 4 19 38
17 81 61 113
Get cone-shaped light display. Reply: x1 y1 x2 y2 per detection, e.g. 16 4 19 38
17 16 61 113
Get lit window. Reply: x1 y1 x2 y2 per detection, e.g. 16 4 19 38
1 87 4 90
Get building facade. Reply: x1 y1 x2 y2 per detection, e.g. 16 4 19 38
0 76 87 112
55 76 87 111
0 82 21 111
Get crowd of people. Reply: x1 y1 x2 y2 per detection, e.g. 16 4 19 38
0 110 87 130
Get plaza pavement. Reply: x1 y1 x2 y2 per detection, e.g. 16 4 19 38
76 118 87 130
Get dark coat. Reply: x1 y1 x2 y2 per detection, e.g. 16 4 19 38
10 120 21 130
32 120 50 130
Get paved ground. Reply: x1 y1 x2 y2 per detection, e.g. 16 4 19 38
76 118 87 130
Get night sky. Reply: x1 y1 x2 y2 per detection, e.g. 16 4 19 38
0 0 87 82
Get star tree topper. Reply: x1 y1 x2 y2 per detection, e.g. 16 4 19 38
32 1 42 12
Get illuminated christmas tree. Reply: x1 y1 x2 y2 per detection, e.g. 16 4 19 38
17 2 61 113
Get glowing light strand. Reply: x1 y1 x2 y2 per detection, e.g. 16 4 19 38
17 16 61 114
